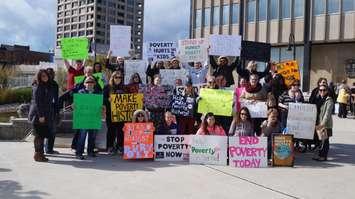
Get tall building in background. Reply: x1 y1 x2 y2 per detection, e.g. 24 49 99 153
56 0 144 58
190 0 355 90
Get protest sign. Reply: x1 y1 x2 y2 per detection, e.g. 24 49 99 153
276 60 301 87
141 85 171 109
272 134 294 167
73 94 103 129
240 101 268 118
60 37 88 60
110 93 144 122
145 41 177 60
124 60 147 84
175 84 206 96
286 103 317 139
197 88 233 116
160 69 189 86
229 136 268 168
74 73 104 89
123 123 155 159
241 41 271 62
171 95 195 117
110 25 131 57
209 35 241 56
124 84 139 93
178 38 208 62
189 135 228 165
154 135 191 161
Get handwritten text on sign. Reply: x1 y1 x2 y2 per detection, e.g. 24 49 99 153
154 135 191 161
60 37 88 60
110 93 143 122
240 101 268 118
229 136 267 168
276 60 301 87
209 35 242 56
171 95 195 117
123 123 155 159
178 38 208 62
110 25 131 56
124 60 147 84
286 103 317 139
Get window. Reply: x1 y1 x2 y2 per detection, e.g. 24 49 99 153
223 5 229 25
313 0 325 15
196 9 202 27
213 6 220 26
327 0 340 13
258 0 267 21
247 0 256 22
204 8 211 26
281 0 291 18
71 24 77 29
343 0 354 12
71 32 77 37
232 3 239 24
270 0 279 19
78 31 85 36
294 0 304 17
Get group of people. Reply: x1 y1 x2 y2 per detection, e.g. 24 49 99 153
29 51 337 163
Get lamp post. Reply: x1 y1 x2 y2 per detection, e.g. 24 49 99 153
287 33 296 60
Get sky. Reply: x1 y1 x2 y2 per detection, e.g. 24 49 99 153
0 0 190 53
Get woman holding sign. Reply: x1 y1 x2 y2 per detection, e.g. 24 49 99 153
196 113 226 136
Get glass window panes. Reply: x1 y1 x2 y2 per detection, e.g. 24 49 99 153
328 0 340 13
213 6 220 26
232 3 239 24
294 0 304 17
204 8 211 26
281 0 291 18
342 0 354 12
223 5 229 25
270 0 279 19
258 0 267 21
247 0 256 22
313 0 325 15
196 9 202 28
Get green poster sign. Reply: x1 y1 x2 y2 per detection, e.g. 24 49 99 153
197 88 233 116
74 73 105 89
73 93 103 130
60 37 88 60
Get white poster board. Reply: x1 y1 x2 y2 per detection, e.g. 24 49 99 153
160 69 189 86
189 135 228 166
178 38 208 62
240 101 268 118
209 34 242 56
286 103 317 139
110 25 131 57
154 135 191 161
229 136 268 168
145 41 177 61
124 60 147 84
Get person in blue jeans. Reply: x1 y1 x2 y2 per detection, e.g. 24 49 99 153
75 76 104 160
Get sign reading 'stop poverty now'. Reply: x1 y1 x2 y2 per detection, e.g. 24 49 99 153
154 135 191 161
146 41 177 60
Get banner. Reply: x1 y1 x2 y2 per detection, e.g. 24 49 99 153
241 41 271 62
141 85 171 109
276 60 301 87
146 41 177 60
110 25 131 57
73 94 103 129
209 35 241 56
272 134 294 167
197 88 233 116
74 73 104 89
123 123 155 159
229 136 268 168
286 103 317 139
240 101 268 118
110 93 144 122
189 135 228 166
160 69 189 86
154 135 191 161
178 38 208 62
171 95 195 117
124 60 147 84
60 37 88 60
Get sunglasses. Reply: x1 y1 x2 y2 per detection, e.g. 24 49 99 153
240 113 248 116
114 76 123 79
292 84 300 87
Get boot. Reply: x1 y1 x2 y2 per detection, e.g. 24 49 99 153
34 152 49 162
39 153 49 162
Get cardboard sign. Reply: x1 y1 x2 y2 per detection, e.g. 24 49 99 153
60 37 88 60
197 88 233 116
141 85 171 109
240 101 268 118
171 95 195 117
154 135 191 161
110 93 144 122
272 134 294 167
146 41 177 60
110 25 131 57
229 137 268 168
160 69 189 86
73 94 103 129
209 35 242 56
124 60 147 84
189 135 228 166
123 123 155 159
241 41 271 62
286 103 317 139
74 73 105 89
178 38 208 62
175 84 206 96
276 60 301 87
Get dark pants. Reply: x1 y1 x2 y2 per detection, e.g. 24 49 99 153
33 124 48 153
34 136 44 153
338 103 347 118
106 122 124 150
76 129 97 156
71 130 79 150
318 138 330 158
177 116 195 135
45 126 56 153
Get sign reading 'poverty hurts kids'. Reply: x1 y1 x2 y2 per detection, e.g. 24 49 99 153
146 41 177 60
229 136 268 168
154 135 191 161
110 93 143 122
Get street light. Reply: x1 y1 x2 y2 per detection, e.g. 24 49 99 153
287 33 296 60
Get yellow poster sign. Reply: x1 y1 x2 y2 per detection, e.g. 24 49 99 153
110 93 144 122
276 60 301 87
197 88 233 116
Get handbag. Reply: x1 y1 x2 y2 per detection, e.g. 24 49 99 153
316 126 328 141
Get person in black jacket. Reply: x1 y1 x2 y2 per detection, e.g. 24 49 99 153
237 60 270 81
209 55 239 87
28 69 58 162
106 50 124 73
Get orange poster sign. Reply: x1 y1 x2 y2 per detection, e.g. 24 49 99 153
123 122 155 159
276 60 301 87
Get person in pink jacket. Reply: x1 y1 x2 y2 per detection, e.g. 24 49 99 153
196 112 226 136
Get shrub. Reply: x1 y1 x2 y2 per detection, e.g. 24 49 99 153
0 87 32 105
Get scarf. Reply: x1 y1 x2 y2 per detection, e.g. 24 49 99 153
245 83 262 93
